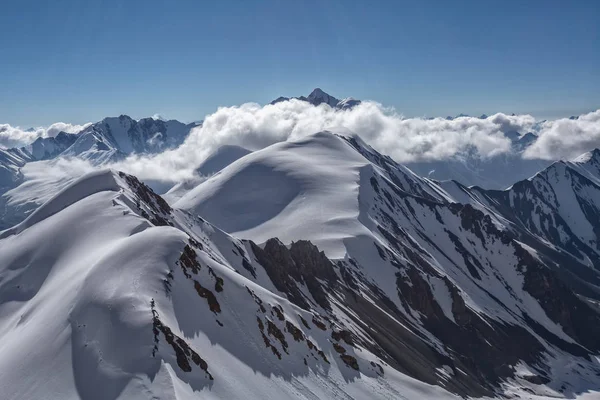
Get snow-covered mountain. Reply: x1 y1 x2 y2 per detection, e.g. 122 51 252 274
19 131 78 160
2 131 600 398
0 147 32 192
163 144 252 204
271 88 362 109
0 169 459 400
173 131 600 398
0 116 197 228
62 115 195 162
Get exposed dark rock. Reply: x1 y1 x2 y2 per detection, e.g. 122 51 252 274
522 374 551 385
331 329 354 346
340 354 359 370
118 171 173 226
208 267 224 292
266 319 288 354
250 238 338 310
271 305 285 321
312 316 327 331
333 343 346 354
257 317 282 359
193 280 221 313
179 245 201 277
246 286 266 313
151 299 213 379
285 320 305 342
299 315 311 329
520 244 600 353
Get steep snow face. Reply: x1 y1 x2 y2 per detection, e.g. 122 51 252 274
0 148 34 226
0 170 187 399
418 150 600 300
20 131 77 160
0 169 462 400
177 131 600 398
61 115 193 162
0 147 31 192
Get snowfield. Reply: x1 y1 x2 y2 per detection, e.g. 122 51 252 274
1 126 600 399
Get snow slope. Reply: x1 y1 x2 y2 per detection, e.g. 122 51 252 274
177 131 600 398
0 169 462 400
176 132 370 258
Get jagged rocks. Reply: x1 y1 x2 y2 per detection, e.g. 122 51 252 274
246 286 267 313
266 320 289 354
257 317 282 359
250 239 337 310
151 300 213 379
178 245 201 277
271 305 285 321
118 172 173 226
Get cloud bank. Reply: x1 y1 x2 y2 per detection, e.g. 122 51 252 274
0 122 91 149
114 100 542 182
524 110 600 160
6 100 600 187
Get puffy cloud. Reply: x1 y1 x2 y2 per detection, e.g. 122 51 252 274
112 100 534 182
6 100 599 187
0 122 90 149
523 110 600 160
46 122 90 137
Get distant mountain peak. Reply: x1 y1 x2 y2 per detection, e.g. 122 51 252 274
306 88 339 107
270 88 361 109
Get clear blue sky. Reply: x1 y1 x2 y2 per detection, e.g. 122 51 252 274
1 0 598 126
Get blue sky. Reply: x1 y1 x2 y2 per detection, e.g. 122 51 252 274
1 0 598 126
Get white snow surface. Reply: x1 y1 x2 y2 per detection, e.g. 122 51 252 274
0 168 463 400
176 132 371 259
0 130 599 399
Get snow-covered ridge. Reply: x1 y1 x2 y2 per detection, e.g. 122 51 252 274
0 169 122 238
1 117 600 398
175 130 600 397
0 167 462 399
2 135 600 398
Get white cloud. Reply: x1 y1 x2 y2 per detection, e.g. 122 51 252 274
111 100 537 182
0 122 90 149
5 100 599 187
523 109 600 160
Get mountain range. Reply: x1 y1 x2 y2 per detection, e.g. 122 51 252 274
1 90 600 399
1 120 600 398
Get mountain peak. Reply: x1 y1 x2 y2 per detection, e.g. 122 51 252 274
270 88 361 109
306 88 339 107
308 87 327 97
